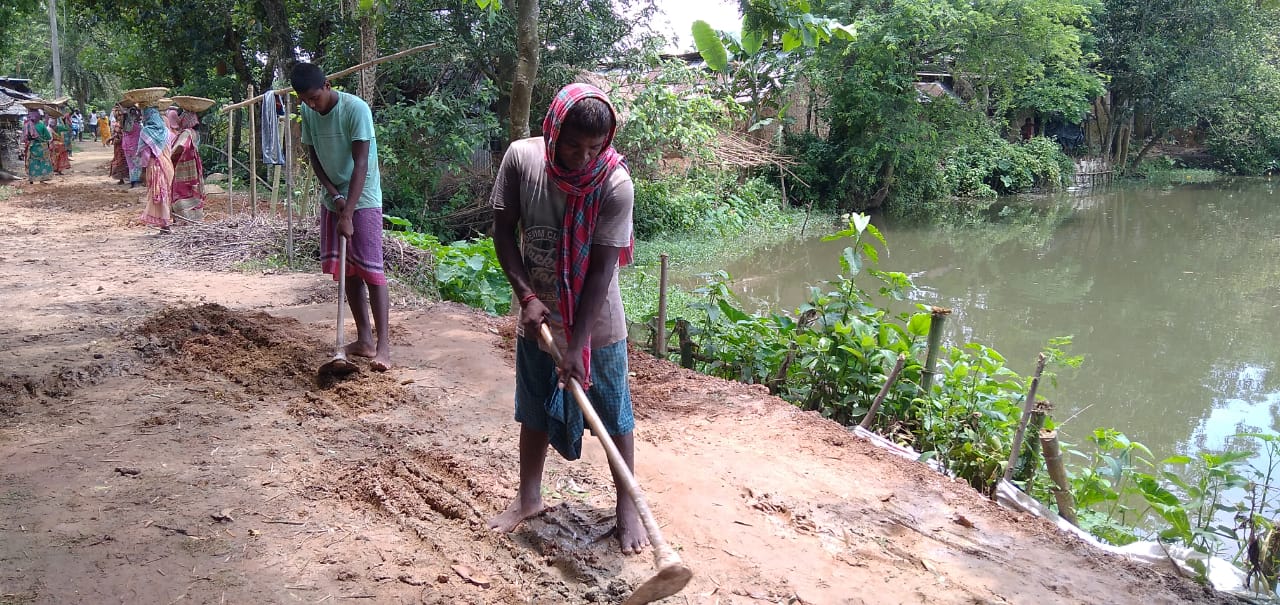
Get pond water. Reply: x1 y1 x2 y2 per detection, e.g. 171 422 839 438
691 178 1280 465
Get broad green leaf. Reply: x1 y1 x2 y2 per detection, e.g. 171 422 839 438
692 21 729 72
741 23 764 55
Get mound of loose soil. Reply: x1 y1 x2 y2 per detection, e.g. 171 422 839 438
136 303 325 392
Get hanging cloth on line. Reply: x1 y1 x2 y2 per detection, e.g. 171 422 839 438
260 90 285 165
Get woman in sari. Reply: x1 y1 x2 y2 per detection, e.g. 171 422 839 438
48 116 71 174
22 110 54 184
138 105 176 232
169 110 206 223
121 106 142 187
106 106 129 184
97 111 112 146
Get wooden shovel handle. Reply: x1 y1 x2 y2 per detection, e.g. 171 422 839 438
537 324 691 592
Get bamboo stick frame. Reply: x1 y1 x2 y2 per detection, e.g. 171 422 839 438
217 44 439 114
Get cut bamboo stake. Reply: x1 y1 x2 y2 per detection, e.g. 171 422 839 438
1003 353 1048 484
655 253 669 357
1015 401 1052 485
859 354 906 430
247 84 258 218
1040 429 1078 525
919 306 952 394
284 93 295 268
270 163 282 213
218 44 440 113
225 109 234 215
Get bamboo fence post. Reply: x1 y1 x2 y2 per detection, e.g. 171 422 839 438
1015 401 1052 485
284 92 295 268
1040 429 1078 525
655 253 669 357
225 108 234 215
270 164 282 213
919 306 952 395
859 354 906 430
1003 353 1048 484
248 84 257 218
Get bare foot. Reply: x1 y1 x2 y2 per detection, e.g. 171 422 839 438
344 340 376 359
371 347 392 372
487 496 543 533
616 502 649 555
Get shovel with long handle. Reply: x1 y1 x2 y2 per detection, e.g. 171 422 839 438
318 236 358 377
537 323 692 605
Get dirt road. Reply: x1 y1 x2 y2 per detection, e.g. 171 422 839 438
0 147 1238 604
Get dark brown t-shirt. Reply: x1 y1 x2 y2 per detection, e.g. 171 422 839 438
491 137 634 347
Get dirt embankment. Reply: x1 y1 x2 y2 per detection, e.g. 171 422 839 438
0 147 1242 604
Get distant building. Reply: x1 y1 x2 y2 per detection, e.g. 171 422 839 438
0 78 39 176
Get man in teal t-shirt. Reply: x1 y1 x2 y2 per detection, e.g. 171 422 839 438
292 62 392 371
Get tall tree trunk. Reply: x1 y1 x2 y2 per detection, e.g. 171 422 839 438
260 0 295 88
507 0 540 142
357 12 378 103
1130 128 1166 171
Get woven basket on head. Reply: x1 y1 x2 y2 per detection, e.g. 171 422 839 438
154 97 174 109
19 100 47 110
172 96 215 113
44 105 63 118
122 87 169 105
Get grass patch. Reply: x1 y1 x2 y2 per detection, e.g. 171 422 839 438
1136 168 1221 187
0 185 15 203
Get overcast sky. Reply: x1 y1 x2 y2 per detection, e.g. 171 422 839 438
647 0 742 52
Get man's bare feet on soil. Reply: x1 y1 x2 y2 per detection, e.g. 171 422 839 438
616 502 649 555
371 347 392 372
345 340 376 359
488 496 543 533
345 340 391 371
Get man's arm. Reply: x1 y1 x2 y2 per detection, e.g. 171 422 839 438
328 139 370 238
560 244 623 385
305 144 341 200
494 203 549 335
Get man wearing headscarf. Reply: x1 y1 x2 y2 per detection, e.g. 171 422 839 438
22 109 54 183
487 83 646 555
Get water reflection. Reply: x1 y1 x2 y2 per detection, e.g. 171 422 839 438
691 179 1280 465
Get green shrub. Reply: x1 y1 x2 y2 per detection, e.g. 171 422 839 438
387 215 511 315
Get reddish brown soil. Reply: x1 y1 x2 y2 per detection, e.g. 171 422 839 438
0 147 1243 604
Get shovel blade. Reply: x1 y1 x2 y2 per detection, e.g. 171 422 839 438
621 563 693 605
318 355 359 378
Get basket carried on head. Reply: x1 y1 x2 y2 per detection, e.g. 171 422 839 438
154 97 174 109
19 99 48 111
44 105 63 118
172 96 215 113
122 87 169 106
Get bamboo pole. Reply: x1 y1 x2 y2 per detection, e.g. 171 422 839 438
1003 353 1048 484
218 43 440 113
1040 430 1077 525
859 354 906 430
248 84 257 218
226 108 234 215
655 253 669 357
270 164 282 213
919 306 952 394
1015 401 1052 485
284 93 294 268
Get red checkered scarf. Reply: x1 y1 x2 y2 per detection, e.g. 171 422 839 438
543 83 632 381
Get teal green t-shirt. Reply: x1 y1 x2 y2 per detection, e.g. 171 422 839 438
299 91 382 212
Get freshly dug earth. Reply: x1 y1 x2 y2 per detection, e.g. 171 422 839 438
0 148 1243 604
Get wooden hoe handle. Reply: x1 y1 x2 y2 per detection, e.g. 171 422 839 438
537 324 693 605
